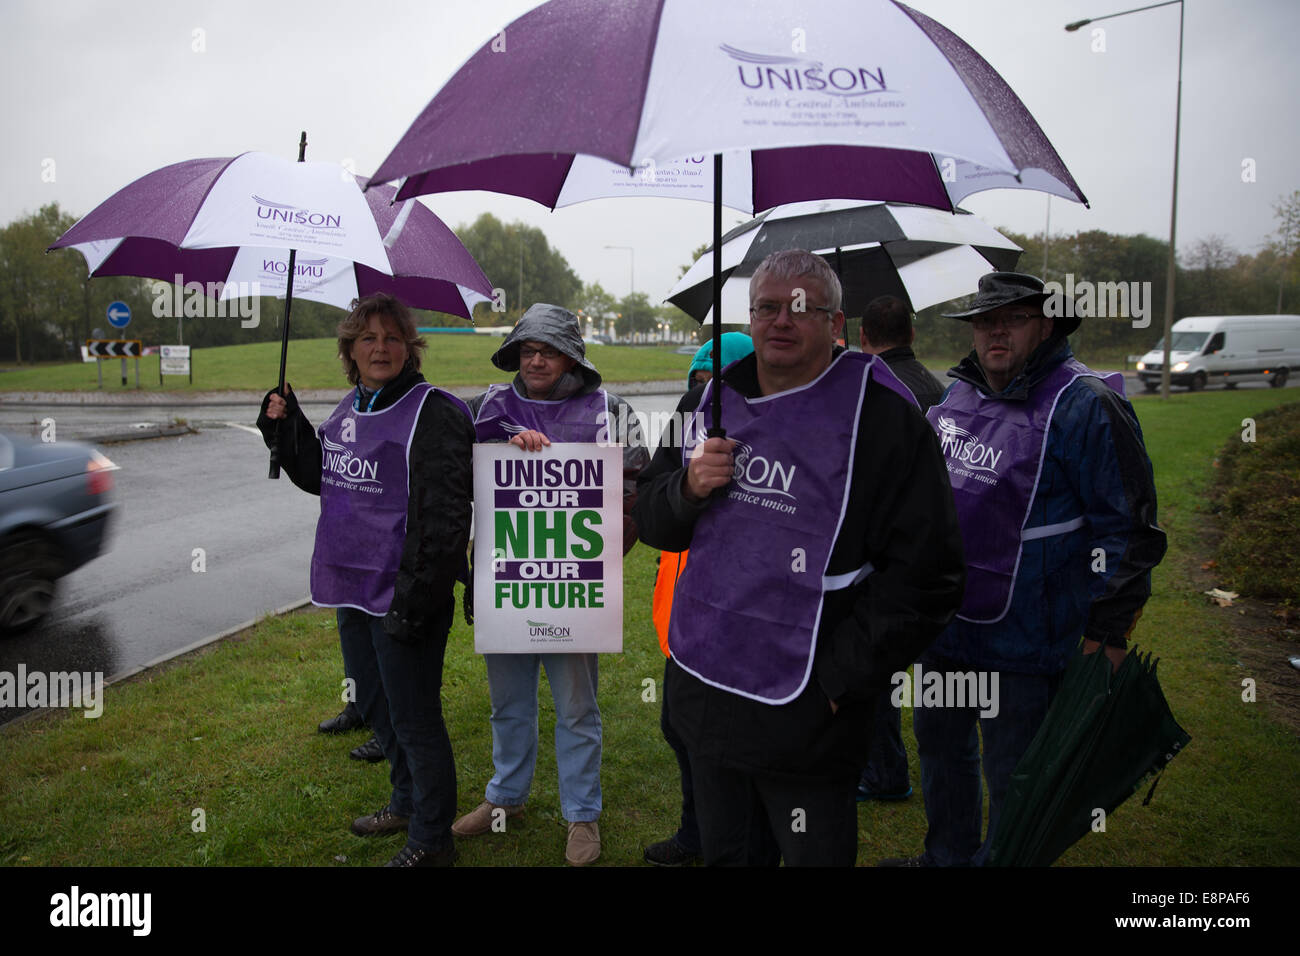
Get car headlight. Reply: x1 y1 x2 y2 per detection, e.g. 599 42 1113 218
1136 361 1145 371
1172 361 1189 372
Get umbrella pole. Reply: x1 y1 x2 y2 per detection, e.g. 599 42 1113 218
708 153 725 438
269 130 309 480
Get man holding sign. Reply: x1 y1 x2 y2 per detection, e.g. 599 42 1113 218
635 251 965 866
454 304 648 866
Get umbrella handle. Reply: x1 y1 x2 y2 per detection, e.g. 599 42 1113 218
268 131 309 481
708 153 726 439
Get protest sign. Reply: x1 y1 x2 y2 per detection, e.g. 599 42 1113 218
472 442 623 653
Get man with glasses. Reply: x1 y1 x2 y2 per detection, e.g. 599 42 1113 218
885 272 1166 866
454 304 648 865
635 250 965 865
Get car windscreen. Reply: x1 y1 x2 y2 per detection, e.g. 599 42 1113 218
1152 331 1210 352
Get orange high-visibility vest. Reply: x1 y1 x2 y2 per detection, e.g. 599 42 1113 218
651 549 688 657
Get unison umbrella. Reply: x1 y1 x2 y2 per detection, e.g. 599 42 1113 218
51 142 494 476
369 0 1087 434
667 200 1023 323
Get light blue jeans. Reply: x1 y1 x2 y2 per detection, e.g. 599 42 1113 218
483 653 602 822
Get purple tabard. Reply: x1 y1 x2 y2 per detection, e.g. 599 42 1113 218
310 383 444 615
668 352 915 705
473 383 608 443
926 359 1124 623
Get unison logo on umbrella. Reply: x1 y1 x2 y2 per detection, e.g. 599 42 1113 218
261 256 329 279
721 45 892 99
253 195 343 229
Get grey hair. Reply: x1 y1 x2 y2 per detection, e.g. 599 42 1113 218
749 249 843 314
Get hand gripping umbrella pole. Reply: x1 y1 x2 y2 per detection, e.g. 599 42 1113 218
269 130 308 480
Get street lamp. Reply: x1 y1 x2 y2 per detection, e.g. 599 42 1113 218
603 243 634 295
1067 0 1183 399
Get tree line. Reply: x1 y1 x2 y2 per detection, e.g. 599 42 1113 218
2 194 1296 364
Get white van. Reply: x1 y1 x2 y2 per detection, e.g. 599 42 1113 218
1136 315 1300 391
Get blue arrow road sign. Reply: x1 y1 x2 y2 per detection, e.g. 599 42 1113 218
107 301 131 329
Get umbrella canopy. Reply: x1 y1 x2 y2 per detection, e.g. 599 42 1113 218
371 0 1086 212
667 199 1023 323
986 646 1192 867
51 155 494 317
370 0 1086 432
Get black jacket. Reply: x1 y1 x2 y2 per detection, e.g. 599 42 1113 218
257 366 474 640
634 351 966 779
878 345 945 411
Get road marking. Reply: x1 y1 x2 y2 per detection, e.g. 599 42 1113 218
223 422 262 436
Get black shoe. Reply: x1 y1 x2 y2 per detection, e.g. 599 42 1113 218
385 842 457 867
876 853 927 867
643 836 701 867
351 805 410 837
350 734 385 763
318 703 365 734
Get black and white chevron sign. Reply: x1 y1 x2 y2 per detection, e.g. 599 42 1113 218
86 339 142 358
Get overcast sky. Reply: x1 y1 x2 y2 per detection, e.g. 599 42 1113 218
3 0 1296 306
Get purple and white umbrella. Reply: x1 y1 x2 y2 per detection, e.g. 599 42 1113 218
372 0 1085 212
370 0 1087 430
667 200 1023 323
51 152 494 317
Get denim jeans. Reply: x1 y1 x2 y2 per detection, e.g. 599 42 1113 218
483 653 601 822
860 686 911 796
336 608 456 852
913 656 1061 866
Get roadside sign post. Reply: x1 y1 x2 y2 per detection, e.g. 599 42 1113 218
86 339 143 388
159 345 193 385
105 303 134 387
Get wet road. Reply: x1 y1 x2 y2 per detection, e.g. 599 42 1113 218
0 395 685 724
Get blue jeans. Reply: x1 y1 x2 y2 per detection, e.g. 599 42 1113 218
913 656 1061 866
337 608 456 852
860 687 911 796
483 653 601 822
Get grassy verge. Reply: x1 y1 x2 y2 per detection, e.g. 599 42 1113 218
0 338 693 393
1209 402 1300 602
1 389 1298 866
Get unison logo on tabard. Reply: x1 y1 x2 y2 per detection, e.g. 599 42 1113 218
322 435 380 484
731 440 797 500
720 44 891 98
935 417 1003 475
253 195 343 229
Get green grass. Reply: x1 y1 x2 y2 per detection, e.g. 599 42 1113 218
1209 402 1300 601
0 338 694 393
1 389 1298 866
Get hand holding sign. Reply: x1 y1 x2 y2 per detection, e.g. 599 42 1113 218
509 429 552 453
684 436 736 503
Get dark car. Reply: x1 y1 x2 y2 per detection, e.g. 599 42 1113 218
0 432 117 633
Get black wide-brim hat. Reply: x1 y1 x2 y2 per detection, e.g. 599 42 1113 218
943 271 1080 336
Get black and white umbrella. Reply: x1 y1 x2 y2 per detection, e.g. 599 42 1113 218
666 200 1022 323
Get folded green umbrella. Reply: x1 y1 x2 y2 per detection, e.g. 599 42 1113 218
987 646 1191 866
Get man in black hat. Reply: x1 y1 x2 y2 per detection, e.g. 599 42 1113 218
883 272 1167 866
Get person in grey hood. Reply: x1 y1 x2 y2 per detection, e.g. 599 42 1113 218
454 304 649 865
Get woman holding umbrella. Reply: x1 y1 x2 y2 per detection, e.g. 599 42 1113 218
258 293 474 867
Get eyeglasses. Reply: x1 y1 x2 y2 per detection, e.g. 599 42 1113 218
970 312 1042 332
749 301 834 323
519 346 564 362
